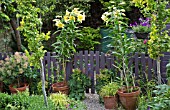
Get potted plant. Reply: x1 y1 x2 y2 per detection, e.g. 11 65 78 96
0 52 31 93
99 82 119 109
130 17 151 39
68 69 91 100
51 8 85 94
101 1 140 110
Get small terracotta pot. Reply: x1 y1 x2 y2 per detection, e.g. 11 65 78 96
9 83 28 94
103 95 118 109
0 81 3 92
117 86 140 110
52 82 69 95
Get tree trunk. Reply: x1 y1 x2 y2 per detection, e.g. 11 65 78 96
40 59 48 107
157 57 162 85
10 18 22 51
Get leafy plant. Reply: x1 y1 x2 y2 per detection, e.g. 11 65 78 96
96 69 114 94
0 52 32 87
76 27 101 50
0 92 56 110
101 1 138 91
50 92 87 110
148 84 170 110
99 82 119 97
68 68 91 100
52 8 85 81
50 92 68 109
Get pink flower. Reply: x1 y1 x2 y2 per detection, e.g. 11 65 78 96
143 39 148 44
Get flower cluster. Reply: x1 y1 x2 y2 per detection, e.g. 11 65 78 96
0 52 31 84
130 18 151 33
53 8 85 28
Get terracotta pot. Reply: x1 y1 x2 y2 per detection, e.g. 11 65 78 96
9 83 28 94
52 82 69 95
103 95 118 109
0 81 3 92
117 86 140 110
134 32 149 39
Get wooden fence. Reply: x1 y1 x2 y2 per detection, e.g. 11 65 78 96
0 51 170 93
42 51 170 93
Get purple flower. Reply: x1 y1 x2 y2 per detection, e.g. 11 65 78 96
147 106 150 110
141 22 148 26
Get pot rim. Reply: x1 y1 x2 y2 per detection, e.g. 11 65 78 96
117 86 140 96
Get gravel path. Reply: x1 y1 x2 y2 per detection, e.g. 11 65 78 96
83 93 105 110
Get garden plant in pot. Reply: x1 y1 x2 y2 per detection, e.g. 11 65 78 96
130 17 151 39
0 52 31 94
101 1 141 110
99 82 119 109
52 8 85 94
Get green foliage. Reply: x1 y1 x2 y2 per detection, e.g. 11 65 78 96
166 62 170 85
99 82 119 97
50 92 68 109
0 92 55 110
0 52 32 86
96 69 115 94
76 27 101 50
133 0 170 60
101 1 138 89
68 69 91 100
50 92 87 110
148 84 170 110
99 0 132 11
16 0 50 69
37 81 48 95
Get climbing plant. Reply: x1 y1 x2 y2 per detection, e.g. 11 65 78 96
133 0 170 84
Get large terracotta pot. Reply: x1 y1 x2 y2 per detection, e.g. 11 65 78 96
9 83 28 94
117 86 140 110
0 81 3 92
51 81 69 95
103 95 118 109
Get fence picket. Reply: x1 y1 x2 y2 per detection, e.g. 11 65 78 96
90 51 95 93
135 53 139 79
148 57 153 81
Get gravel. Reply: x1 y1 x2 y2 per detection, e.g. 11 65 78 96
83 93 105 110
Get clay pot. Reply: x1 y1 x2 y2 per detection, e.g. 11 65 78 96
9 83 28 94
51 82 69 95
0 81 3 92
103 95 118 109
117 86 140 110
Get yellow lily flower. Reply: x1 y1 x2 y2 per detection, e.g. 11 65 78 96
77 13 85 23
69 16 76 22
55 21 64 28
101 14 108 22
66 10 70 16
64 15 70 23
